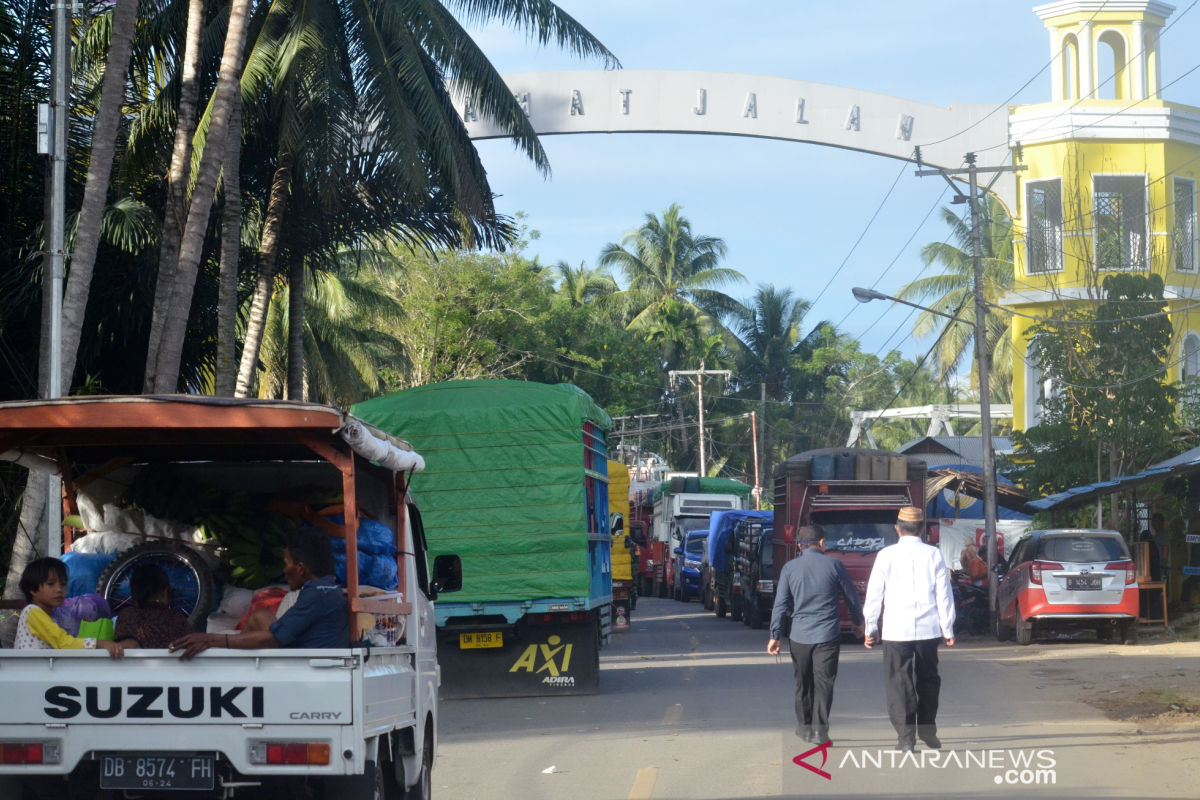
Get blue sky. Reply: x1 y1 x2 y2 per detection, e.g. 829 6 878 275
464 1 1200 361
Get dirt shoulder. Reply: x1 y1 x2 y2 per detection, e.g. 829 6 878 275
954 615 1200 727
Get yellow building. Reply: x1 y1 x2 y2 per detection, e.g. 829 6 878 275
1007 0 1200 430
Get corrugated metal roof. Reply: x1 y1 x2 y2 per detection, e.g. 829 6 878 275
897 436 1015 469
1029 447 1200 511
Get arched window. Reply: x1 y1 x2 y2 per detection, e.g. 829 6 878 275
1062 33 1080 100
1097 30 1128 100
1184 334 1200 380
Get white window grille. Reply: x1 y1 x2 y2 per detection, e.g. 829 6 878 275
1175 178 1197 273
1184 333 1200 379
1026 179 1063 274
1093 175 1148 270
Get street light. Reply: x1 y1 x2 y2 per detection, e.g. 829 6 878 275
850 285 1000 621
851 288 972 323
852 287 888 303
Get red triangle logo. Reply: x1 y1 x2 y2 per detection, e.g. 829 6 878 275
793 740 833 781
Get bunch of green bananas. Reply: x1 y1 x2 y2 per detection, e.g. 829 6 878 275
215 511 302 590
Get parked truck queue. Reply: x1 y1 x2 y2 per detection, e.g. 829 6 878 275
1 383 1115 800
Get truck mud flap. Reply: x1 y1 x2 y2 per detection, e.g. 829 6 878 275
437 623 600 699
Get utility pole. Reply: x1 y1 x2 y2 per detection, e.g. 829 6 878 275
37 0 73 555
916 146 1025 626
669 361 732 478
751 411 760 510
612 415 659 479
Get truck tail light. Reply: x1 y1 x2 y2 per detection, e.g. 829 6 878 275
250 743 330 766
1 743 53 764
1029 561 1063 585
1106 561 1137 585
530 611 589 625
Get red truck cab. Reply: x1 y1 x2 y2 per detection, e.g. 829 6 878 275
772 448 928 632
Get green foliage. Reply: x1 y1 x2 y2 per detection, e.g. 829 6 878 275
897 196 1014 393
1009 273 1178 497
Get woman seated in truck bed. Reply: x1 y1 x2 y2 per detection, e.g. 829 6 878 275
114 564 193 649
169 529 351 658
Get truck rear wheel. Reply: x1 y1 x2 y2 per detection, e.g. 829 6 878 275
657 579 667 599
715 595 726 618
730 597 744 623
748 606 764 630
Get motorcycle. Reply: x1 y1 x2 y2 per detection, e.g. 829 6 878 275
951 569 990 636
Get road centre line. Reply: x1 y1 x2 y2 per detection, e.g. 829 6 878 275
628 767 659 800
660 704 683 725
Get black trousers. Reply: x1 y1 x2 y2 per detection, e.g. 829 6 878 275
789 639 841 733
882 638 941 745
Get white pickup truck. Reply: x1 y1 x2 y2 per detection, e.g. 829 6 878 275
0 396 459 799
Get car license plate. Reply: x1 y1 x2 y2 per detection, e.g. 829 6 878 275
460 632 503 649
99 754 214 791
1066 576 1103 590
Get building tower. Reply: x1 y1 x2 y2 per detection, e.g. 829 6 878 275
1007 0 1200 429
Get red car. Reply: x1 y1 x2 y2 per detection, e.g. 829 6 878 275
996 529 1139 645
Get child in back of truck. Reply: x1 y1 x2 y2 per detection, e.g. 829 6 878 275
14 557 124 658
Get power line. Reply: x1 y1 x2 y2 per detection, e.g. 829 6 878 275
979 14 1200 155
810 157 912 309
919 1 1118 149
835 183 951 331
1014 343 1187 391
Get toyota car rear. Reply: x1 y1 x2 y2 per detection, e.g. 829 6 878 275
997 530 1139 645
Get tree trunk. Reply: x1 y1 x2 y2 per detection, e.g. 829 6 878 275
2 210 55 642
234 153 293 397
287 257 304 400
214 92 242 396
1109 446 1120 532
58 0 138 392
143 0 208 392
149 0 252 393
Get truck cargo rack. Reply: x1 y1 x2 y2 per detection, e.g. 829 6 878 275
810 493 913 508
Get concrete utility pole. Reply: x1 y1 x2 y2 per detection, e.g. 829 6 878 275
37 0 73 554
914 147 1025 626
669 362 732 477
751 411 760 509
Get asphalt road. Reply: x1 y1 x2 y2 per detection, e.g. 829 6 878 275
435 598 1200 800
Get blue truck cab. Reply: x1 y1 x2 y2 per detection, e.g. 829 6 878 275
673 530 708 602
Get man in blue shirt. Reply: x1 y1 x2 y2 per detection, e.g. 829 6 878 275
768 525 864 745
170 529 351 658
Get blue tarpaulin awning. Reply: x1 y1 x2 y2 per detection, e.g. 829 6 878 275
1027 459 1200 511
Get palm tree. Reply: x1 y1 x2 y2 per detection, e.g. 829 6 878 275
58 0 139 391
148 0 618 394
142 0 208 392
727 284 826 485
148 0 254 392
599 203 745 331
729 285 827 401
895 195 1014 393
554 260 617 307
256 258 405 405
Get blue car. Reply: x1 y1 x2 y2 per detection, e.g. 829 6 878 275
673 531 708 602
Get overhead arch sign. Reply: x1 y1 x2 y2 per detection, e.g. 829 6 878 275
458 70 1015 205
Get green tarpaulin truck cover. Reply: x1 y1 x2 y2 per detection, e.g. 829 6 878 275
352 380 611 604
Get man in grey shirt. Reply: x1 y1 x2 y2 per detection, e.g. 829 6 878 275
768 525 864 745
